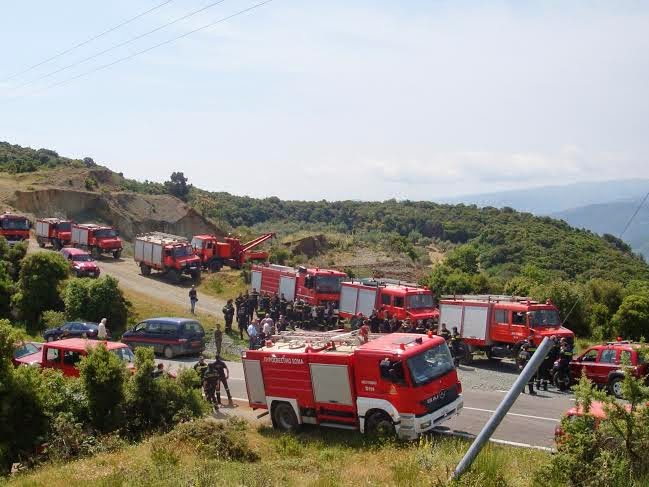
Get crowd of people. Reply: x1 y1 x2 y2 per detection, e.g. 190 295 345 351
519 335 574 395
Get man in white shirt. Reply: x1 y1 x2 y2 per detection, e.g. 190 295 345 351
262 319 273 338
97 318 108 340
247 321 258 349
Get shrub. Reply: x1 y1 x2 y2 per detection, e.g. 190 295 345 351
41 310 66 330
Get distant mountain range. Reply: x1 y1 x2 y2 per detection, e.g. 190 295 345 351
441 179 649 259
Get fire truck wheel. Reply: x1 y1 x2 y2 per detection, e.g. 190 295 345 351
167 269 180 284
366 411 395 438
37 238 45 248
209 260 222 272
140 264 151 276
191 269 202 282
272 402 299 432
91 247 101 259
113 250 122 259
53 239 62 251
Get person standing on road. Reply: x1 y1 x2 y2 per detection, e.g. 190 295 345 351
189 285 198 315
97 318 108 340
439 323 451 341
247 320 258 349
214 323 223 358
193 355 208 382
521 335 537 395
214 355 233 406
222 299 235 333
238 309 249 340
202 362 220 410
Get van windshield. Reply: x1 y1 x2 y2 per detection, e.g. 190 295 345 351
407 343 455 387
315 276 343 294
407 294 434 309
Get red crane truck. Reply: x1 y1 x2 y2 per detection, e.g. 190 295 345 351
243 330 463 438
71 223 123 259
0 211 30 245
251 263 347 306
134 232 202 283
191 232 274 271
438 294 574 361
338 279 439 322
35 218 73 249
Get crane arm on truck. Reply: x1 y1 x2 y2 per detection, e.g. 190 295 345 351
242 233 275 253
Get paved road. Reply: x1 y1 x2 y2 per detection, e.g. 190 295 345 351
162 356 571 450
28 239 571 449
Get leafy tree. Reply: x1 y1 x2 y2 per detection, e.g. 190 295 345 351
0 264 12 318
78 343 126 432
13 252 69 328
445 244 479 274
612 293 649 340
164 171 191 201
531 280 589 336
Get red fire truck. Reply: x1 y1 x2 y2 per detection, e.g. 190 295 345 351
243 330 463 439
338 279 439 322
438 294 574 360
0 211 30 244
250 264 347 306
191 233 274 271
134 232 202 282
35 218 73 249
71 223 123 259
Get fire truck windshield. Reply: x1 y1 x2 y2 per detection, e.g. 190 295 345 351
407 294 434 309
407 343 455 386
94 229 117 238
1 218 29 230
173 246 192 258
528 309 561 327
315 276 343 293
57 222 71 231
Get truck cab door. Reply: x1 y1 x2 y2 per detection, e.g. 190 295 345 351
510 311 528 343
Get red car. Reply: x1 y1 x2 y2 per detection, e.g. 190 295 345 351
570 341 648 398
12 341 43 366
16 338 135 377
61 247 101 278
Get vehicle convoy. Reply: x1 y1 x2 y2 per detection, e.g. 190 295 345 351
338 279 439 322
135 232 202 282
35 218 72 249
242 330 463 439
71 223 123 259
0 211 30 244
14 338 135 377
569 340 648 399
251 263 347 307
61 247 101 278
438 295 574 361
191 232 274 271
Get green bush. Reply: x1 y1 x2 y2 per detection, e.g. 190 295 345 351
41 310 66 330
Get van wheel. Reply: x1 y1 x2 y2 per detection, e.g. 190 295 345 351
608 376 624 399
272 402 299 432
163 346 174 359
140 264 151 276
366 411 395 438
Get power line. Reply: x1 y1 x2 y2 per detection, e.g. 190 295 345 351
620 190 649 239
7 0 273 103
10 0 231 92
1 0 175 83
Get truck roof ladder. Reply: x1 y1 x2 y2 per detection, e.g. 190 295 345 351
441 294 535 303
271 329 378 349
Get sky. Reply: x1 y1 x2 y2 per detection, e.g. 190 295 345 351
1 1 649 201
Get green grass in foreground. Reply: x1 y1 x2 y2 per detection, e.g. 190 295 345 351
6 418 550 487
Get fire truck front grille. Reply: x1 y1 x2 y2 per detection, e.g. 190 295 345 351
419 384 459 414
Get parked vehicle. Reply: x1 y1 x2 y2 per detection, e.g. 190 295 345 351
43 321 102 342
192 232 274 271
35 218 72 249
243 330 463 439
18 338 134 377
251 263 347 307
569 340 648 398
71 223 122 259
61 247 101 278
0 211 30 244
338 278 439 322
134 232 201 283
555 401 609 443
12 341 42 367
438 295 574 362
121 317 205 359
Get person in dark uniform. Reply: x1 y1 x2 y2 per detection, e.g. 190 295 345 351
222 299 235 333
520 335 537 395
280 294 288 315
538 336 560 391
247 291 256 320
213 355 233 406
439 323 451 341
202 362 220 409
193 355 208 382
238 307 249 340
152 363 166 379
369 311 381 334
379 318 391 334
214 323 223 358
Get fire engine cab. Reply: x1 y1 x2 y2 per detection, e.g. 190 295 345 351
339 279 439 322
0 211 30 244
439 294 574 360
251 264 346 307
243 330 463 439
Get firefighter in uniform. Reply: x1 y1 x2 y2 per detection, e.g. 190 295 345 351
237 304 249 340
202 362 220 408
222 299 235 333
439 323 451 341
248 291 257 320
213 356 233 406
214 323 223 358
280 294 288 315
285 299 294 322
521 335 537 395
538 336 560 391
294 300 305 328
193 356 208 382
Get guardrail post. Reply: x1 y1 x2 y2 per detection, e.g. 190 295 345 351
451 337 553 480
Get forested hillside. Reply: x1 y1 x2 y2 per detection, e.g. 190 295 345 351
0 141 95 173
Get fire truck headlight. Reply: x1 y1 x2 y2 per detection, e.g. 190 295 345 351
420 420 432 429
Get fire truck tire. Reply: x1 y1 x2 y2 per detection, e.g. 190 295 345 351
167 269 181 284
272 402 299 432
191 269 202 282
91 247 101 259
140 264 151 276
113 250 122 259
365 411 395 438
37 237 45 248
53 239 62 250
209 260 222 272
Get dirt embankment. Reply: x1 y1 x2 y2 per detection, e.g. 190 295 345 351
11 188 223 240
